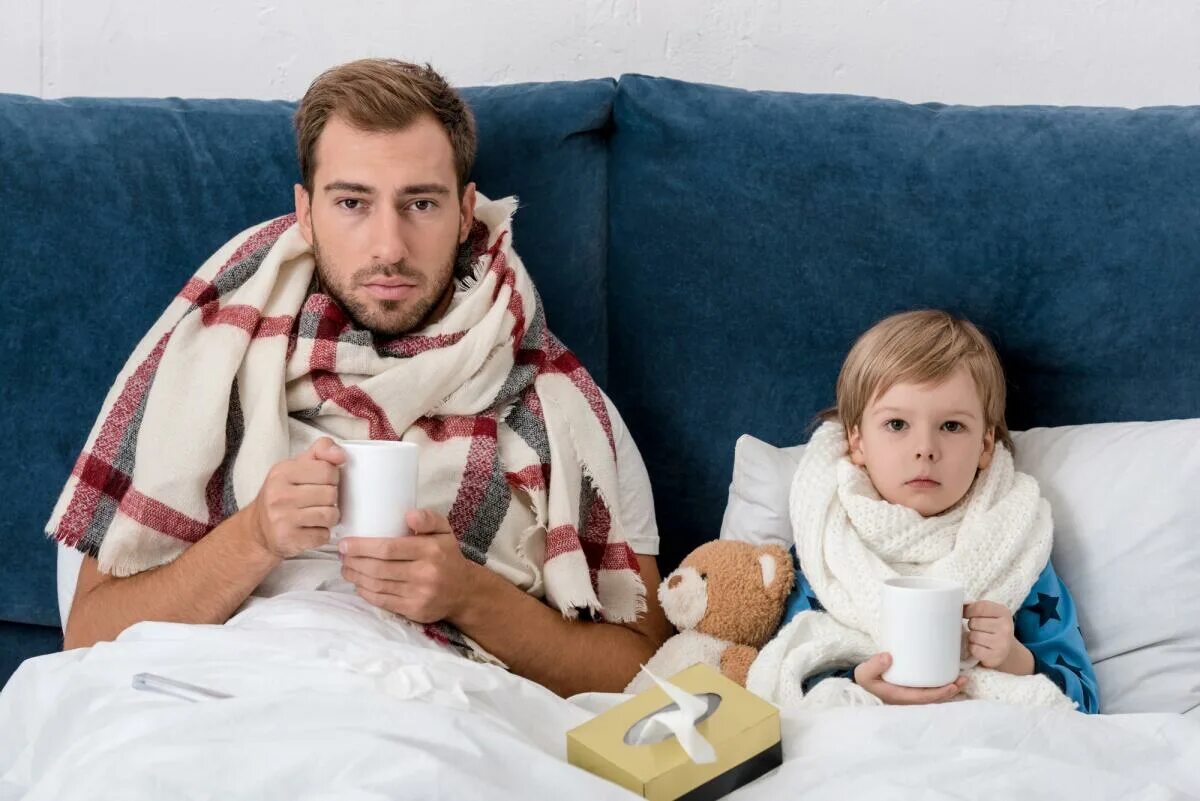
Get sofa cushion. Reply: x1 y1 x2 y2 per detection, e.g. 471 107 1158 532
607 74 1200 572
0 623 61 691
0 79 615 633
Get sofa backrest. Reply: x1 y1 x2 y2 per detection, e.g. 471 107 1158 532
0 80 615 631
4 75 1200 648
605 75 1200 572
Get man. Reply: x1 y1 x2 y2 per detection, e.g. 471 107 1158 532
52 59 671 697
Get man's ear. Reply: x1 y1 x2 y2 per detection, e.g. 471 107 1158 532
848 425 866 467
458 182 477 244
978 427 996 470
294 183 314 247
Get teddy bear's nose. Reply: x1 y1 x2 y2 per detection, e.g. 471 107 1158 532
667 574 682 590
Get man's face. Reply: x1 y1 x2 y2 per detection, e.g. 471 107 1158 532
847 368 996 517
294 114 476 336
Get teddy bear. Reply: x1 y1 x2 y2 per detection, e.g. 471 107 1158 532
625 539 794 694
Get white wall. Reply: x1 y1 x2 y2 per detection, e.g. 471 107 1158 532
2 0 1198 107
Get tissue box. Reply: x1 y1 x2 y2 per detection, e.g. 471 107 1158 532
566 664 781 800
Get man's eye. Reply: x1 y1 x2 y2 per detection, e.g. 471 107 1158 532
885 419 907 432
410 199 436 212
943 421 964 433
338 198 364 211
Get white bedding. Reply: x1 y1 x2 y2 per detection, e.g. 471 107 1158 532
3 592 1198 800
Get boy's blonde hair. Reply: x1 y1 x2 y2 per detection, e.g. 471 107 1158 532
831 310 1013 453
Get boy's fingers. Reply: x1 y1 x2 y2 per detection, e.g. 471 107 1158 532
889 682 960 704
967 617 1003 633
963 601 1006 619
857 652 892 681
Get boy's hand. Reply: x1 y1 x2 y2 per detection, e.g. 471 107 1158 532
854 653 966 704
964 601 1033 675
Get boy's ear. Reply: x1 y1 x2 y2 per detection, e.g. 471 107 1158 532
848 425 866 466
978 428 996 469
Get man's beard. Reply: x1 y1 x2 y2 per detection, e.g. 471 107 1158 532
312 236 472 337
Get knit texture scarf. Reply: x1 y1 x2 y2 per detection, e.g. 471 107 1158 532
46 195 645 625
746 422 1073 710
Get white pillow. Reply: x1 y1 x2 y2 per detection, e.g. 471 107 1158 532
719 434 804 548
57 544 85 631
719 420 1200 715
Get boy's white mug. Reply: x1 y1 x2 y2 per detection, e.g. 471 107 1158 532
332 441 419 539
880 576 976 688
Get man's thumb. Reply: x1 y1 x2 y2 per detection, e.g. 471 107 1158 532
304 436 346 465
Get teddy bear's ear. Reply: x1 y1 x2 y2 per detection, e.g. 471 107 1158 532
755 544 795 602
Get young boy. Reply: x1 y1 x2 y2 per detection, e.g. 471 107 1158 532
749 310 1098 712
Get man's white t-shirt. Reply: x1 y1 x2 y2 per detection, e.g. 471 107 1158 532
251 391 658 598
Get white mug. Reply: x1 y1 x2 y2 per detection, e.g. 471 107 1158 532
880 576 977 688
332 441 419 539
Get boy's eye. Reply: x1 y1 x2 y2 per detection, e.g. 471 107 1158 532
885 419 907 432
942 421 964 433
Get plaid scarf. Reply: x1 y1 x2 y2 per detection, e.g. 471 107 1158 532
47 196 645 625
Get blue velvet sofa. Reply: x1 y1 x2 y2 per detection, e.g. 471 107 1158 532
2 75 1198 688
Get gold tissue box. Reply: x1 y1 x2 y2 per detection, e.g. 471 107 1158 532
566 664 782 801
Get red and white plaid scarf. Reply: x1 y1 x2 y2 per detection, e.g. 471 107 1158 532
47 196 645 624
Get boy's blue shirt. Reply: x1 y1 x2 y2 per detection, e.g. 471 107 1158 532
780 551 1100 713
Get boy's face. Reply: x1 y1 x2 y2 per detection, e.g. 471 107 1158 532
847 368 996 517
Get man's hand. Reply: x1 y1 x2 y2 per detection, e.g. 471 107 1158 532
338 508 479 624
965 600 1033 675
247 437 345 560
853 652 967 704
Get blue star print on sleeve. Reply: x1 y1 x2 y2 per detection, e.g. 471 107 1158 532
777 550 1100 711
1016 560 1100 714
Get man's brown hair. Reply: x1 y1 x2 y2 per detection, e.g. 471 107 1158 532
294 58 477 193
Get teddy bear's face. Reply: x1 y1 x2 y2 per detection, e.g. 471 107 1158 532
659 562 710 630
657 540 794 648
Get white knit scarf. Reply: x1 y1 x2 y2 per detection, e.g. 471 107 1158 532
746 422 1073 711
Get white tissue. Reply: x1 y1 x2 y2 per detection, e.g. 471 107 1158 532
625 665 717 764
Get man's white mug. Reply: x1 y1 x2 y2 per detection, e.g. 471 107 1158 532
880 576 976 688
332 441 419 539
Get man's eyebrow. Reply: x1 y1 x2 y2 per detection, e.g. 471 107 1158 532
396 183 451 196
323 180 374 194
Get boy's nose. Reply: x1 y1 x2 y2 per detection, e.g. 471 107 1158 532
914 436 938 460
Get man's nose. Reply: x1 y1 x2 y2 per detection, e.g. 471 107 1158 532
370 211 409 266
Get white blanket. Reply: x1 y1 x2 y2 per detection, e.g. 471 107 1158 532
3 593 1198 800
